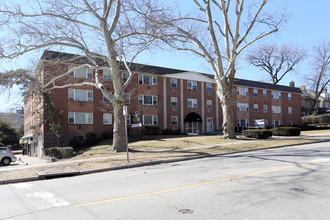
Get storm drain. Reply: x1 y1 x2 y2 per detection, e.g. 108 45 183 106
178 209 194 214
290 188 304 192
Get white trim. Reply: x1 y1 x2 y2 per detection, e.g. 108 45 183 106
163 77 167 129
180 79 184 133
163 72 214 83
201 82 205 133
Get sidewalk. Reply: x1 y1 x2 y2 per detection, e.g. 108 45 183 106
1 134 330 184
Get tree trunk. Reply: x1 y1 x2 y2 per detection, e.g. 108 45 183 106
112 100 127 152
218 88 236 139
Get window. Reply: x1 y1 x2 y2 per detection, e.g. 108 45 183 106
288 93 292 101
138 95 157 105
263 90 267 97
171 97 178 107
68 66 93 79
68 112 93 124
237 119 249 127
206 100 212 109
187 81 197 90
122 72 129 83
263 105 268 113
103 70 112 81
272 105 282 114
138 74 157 85
103 95 110 103
206 83 212 92
289 121 293 126
103 113 112 125
254 104 258 112
171 116 178 126
124 93 130 104
272 91 281 99
126 114 131 125
171 78 177 88
272 120 282 128
237 103 249 111
288 107 292 114
143 115 158 125
68 89 93 101
187 98 198 108
237 87 249 96
253 89 258 96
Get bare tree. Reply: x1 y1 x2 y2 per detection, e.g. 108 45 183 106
0 0 160 151
305 41 330 114
247 43 305 84
142 0 287 138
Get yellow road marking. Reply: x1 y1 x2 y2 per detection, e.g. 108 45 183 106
74 160 320 207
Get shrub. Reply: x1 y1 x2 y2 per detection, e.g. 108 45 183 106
272 127 301 136
162 128 182 135
144 126 160 135
242 129 272 139
100 131 113 140
68 136 84 148
45 147 74 159
0 142 4 147
84 132 99 145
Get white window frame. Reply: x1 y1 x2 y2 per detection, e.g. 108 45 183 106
103 113 112 125
68 112 93 124
254 104 258 112
263 105 268 113
68 89 93 102
237 119 249 127
272 105 282 114
171 97 178 107
103 69 112 81
263 90 267 97
237 87 249 96
126 114 131 125
272 91 281 99
124 93 130 104
272 120 282 128
187 81 197 90
143 115 158 126
170 78 177 88
68 66 93 79
288 93 292 101
288 107 292 115
237 103 249 111
138 74 157 86
138 94 158 105
171 116 178 126
187 98 198 108
122 72 130 83
253 89 258 96
206 83 212 92
206 100 212 109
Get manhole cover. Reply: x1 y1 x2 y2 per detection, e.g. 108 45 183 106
290 188 304 192
178 209 194 214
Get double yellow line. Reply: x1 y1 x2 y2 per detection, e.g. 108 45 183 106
75 160 320 207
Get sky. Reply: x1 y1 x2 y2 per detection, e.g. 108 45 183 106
0 0 329 112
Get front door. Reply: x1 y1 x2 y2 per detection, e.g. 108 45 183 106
206 117 213 133
186 122 199 135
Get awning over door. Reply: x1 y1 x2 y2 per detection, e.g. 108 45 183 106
184 112 202 122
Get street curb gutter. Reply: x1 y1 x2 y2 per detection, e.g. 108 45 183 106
1 139 329 185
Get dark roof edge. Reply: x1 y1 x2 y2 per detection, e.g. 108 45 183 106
40 50 302 94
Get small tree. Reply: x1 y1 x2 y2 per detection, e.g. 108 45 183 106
0 119 19 146
247 43 305 84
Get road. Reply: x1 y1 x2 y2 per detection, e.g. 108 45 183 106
1 142 330 220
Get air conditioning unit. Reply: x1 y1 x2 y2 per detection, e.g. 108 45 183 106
146 106 151 110
78 125 85 130
78 79 84 83
191 91 194 94
208 110 212 113
146 86 151 90
208 92 211 96
172 107 177 111
172 89 177 92
78 102 84 106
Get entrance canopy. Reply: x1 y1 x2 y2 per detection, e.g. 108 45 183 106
185 112 202 122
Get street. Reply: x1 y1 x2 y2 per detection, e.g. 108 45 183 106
1 142 330 220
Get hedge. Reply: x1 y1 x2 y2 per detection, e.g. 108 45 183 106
272 127 301 136
242 129 272 139
45 147 74 159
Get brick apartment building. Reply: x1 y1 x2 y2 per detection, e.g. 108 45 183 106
22 50 302 157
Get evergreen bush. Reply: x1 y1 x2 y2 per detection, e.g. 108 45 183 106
45 147 74 159
242 129 272 139
272 127 301 136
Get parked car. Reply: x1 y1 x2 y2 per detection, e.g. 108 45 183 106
0 147 17 166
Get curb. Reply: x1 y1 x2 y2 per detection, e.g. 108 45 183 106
1 139 329 185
